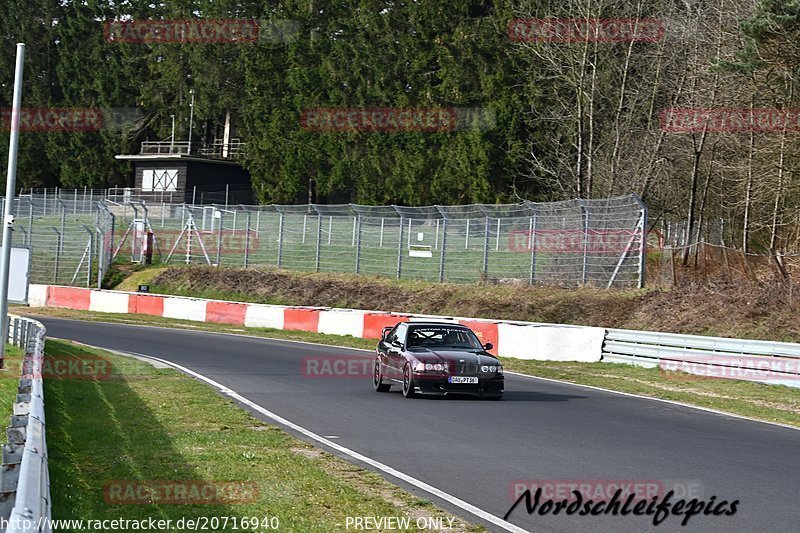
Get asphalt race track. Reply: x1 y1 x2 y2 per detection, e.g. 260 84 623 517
38 317 800 533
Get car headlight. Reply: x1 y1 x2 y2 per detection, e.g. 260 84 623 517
481 365 501 373
415 362 447 372
481 365 489 373
497 365 503 374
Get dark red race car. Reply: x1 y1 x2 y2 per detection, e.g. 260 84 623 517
374 321 503 399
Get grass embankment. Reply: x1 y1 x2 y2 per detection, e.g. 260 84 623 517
43 338 480 532
122 264 800 343
0 344 25 421
21 307 800 428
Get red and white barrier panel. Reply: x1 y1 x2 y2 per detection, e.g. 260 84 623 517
27 284 603 362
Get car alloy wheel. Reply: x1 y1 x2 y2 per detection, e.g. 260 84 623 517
402 363 416 398
374 359 390 392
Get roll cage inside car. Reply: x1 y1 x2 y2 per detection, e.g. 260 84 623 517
382 323 490 351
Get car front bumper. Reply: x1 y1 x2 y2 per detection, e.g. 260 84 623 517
412 372 504 397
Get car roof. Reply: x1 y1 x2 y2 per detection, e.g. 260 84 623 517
406 322 469 329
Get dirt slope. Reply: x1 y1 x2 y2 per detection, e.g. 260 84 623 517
141 266 800 343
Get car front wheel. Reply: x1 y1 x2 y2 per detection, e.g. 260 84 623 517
373 359 390 392
402 363 416 398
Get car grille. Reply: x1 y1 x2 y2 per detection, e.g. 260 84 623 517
453 362 479 375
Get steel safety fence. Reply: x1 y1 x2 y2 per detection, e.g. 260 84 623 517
2 193 646 289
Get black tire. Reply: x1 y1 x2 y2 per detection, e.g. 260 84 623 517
402 363 416 398
373 359 390 392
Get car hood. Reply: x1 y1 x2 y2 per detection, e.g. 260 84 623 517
410 349 500 365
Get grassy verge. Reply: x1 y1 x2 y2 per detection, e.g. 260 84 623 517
118 264 800 344
44 338 481 532
0 344 25 421
20 307 800 428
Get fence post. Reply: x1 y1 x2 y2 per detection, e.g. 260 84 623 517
51 227 61 283
83 225 94 288
27 198 33 245
351 216 357 247
277 212 284 268
438 218 447 282
379 218 384 247
580 201 589 284
397 217 404 279
354 215 362 274
635 195 648 289
482 217 490 278
244 211 251 268
302 214 307 244
315 214 322 272
216 209 223 266
495 218 501 251
529 214 537 284
185 207 193 265
95 226 105 288
465 218 470 249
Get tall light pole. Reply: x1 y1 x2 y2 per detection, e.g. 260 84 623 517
0 43 25 365
170 114 175 153
187 89 194 154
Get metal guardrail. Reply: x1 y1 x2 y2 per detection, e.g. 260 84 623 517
602 328 800 388
1 316 51 533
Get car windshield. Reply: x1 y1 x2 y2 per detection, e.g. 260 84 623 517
407 327 483 350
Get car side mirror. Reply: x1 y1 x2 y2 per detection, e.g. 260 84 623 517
483 342 493 351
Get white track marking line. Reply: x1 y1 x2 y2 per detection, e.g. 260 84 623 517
86 343 529 533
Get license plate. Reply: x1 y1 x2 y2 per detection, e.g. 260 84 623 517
448 376 478 384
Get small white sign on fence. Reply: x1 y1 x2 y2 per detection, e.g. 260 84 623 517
408 244 432 258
